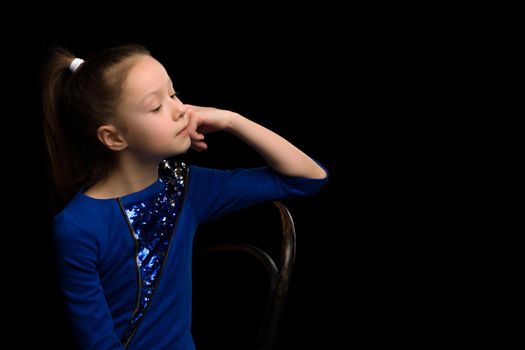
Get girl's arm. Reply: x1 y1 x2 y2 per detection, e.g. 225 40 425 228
186 105 327 179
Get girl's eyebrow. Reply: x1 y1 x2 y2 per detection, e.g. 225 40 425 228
140 78 173 104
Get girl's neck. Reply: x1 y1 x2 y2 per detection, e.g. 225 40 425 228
84 155 160 199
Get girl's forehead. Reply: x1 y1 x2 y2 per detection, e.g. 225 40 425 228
124 56 170 97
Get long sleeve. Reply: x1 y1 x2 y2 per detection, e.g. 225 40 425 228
188 164 328 224
53 214 125 350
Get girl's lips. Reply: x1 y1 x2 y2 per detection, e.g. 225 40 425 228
177 125 189 136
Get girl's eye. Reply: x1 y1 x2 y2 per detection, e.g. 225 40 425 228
151 93 177 112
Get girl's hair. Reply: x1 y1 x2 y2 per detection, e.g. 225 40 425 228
41 44 150 208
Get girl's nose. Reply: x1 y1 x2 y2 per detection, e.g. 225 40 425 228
173 110 185 121
172 100 186 121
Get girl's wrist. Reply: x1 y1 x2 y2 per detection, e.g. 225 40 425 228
225 112 242 132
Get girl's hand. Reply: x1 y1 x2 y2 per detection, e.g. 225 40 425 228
185 104 326 179
185 104 236 152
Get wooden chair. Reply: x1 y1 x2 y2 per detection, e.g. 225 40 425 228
192 201 296 350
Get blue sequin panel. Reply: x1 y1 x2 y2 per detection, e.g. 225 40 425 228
120 160 187 347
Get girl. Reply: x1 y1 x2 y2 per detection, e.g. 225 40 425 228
41 43 327 350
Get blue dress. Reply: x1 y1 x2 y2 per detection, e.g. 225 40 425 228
53 159 328 349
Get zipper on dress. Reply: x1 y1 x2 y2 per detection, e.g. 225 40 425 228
117 197 142 349
116 166 191 348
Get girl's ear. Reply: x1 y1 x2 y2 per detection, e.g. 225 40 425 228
97 124 128 151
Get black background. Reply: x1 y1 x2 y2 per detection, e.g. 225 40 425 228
1 4 520 349
10 3 512 349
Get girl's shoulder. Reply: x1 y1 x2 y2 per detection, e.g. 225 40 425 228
52 189 118 240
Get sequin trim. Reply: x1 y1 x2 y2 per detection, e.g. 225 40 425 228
119 160 188 348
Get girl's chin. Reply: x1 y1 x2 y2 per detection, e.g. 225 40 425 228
176 138 192 154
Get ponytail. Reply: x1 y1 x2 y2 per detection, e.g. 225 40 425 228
41 44 150 210
41 47 80 209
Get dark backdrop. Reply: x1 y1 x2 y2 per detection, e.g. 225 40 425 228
2 3 398 349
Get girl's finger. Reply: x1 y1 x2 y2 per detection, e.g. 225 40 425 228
187 108 207 135
190 141 207 152
190 131 205 140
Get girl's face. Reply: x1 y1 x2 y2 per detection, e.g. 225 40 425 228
116 55 191 161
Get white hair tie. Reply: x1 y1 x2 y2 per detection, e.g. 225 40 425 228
69 58 85 73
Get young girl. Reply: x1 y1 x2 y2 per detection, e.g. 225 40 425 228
41 43 327 350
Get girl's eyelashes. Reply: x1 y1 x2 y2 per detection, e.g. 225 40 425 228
151 92 179 112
